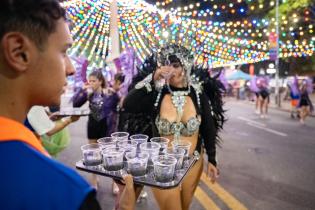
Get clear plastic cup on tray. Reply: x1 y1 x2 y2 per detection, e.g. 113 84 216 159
167 147 185 170
130 134 149 152
171 140 192 167
152 155 177 183
171 140 191 158
150 137 170 154
102 146 125 171
117 140 137 153
130 134 148 145
125 151 149 177
97 137 117 149
111 132 129 141
81 143 102 166
139 142 161 165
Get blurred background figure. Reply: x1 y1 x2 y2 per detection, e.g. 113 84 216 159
73 70 120 189
298 79 314 124
287 76 300 119
257 77 270 118
25 106 80 157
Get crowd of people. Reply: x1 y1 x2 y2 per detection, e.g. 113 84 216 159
227 75 314 123
0 0 226 209
1 0 313 210
286 78 314 124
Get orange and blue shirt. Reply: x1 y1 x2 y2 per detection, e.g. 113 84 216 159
0 116 97 210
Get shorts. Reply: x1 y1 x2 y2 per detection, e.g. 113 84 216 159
291 99 299 107
299 99 309 107
87 116 107 140
259 90 269 100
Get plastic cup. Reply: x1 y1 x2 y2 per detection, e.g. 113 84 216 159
130 134 149 145
102 146 124 171
97 137 117 149
111 132 129 141
167 147 185 170
171 140 192 158
152 155 177 183
130 134 149 152
81 143 102 166
125 151 149 177
139 142 161 165
117 140 138 152
150 137 170 154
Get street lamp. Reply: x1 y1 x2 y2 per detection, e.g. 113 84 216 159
275 0 281 107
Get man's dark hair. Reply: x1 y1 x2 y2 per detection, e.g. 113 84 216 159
0 0 66 50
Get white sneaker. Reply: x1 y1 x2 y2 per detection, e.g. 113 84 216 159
137 191 148 203
112 182 119 195
140 191 148 199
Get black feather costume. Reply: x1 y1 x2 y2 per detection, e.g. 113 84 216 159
118 45 225 166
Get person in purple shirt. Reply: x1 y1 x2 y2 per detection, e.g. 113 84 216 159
73 70 123 189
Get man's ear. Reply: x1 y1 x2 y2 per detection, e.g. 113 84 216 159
1 32 33 72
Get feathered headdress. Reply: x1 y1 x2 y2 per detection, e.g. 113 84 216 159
127 44 226 145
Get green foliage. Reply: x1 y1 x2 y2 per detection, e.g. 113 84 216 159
289 56 315 74
267 0 313 18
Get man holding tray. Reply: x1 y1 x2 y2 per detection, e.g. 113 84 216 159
0 0 139 209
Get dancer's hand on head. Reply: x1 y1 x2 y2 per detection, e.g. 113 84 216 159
154 66 174 81
207 162 219 184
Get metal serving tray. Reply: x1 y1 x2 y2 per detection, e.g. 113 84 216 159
56 108 90 116
76 152 200 189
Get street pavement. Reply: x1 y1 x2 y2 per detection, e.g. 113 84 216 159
57 98 315 210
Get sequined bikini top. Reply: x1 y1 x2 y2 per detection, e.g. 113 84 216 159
155 115 201 137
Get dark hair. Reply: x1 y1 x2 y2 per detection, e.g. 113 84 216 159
114 73 125 83
0 0 67 50
89 70 106 88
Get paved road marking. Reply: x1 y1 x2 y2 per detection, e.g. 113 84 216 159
201 173 248 210
238 116 266 127
195 186 221 210
237 116 288 137
246 122 288 137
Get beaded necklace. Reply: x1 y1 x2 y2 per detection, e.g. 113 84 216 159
167 84 191 142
